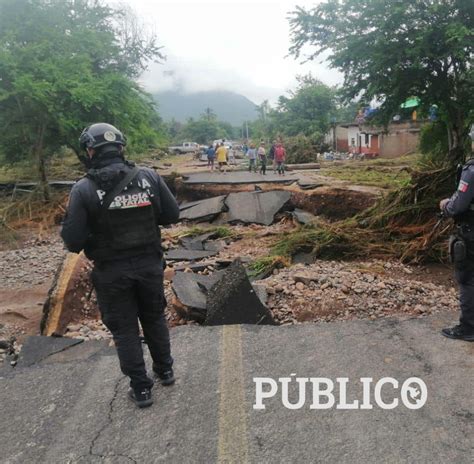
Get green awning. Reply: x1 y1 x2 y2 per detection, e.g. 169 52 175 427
400 97 420 109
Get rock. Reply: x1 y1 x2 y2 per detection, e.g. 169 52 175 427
292 209 317 225
204 240 226 252
67 324 82 332
275 285 284 293
252 283 269 306
293 275 313 286
164 267 176 281
205 260 276 325
295 282 305 291
266 286 276 295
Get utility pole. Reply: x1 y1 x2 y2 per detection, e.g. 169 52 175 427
245 121 249 140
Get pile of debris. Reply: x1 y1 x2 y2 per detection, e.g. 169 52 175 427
179 190 292 225
260 261 458 324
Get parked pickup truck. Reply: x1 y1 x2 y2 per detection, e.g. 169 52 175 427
168 142 200 154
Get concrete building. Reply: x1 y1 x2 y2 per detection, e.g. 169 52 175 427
334 120 424 158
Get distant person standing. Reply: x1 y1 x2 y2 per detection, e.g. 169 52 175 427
228 145 236 166
215 143 228 174
247 144 257 173
206 144 215 172
268 141 277 173
258 142 267 175
274 142 286 175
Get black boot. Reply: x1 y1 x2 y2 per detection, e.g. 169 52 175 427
128 387 153 408
441 324 474 341
154 367 176 386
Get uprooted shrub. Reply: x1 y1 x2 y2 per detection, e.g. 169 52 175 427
271 163 457 264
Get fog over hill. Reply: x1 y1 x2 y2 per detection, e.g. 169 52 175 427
153 90 258 126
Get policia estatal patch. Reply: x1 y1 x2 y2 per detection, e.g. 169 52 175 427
109 191 152 209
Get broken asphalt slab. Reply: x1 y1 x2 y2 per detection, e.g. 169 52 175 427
172 267 268 323
165 249 218 261
0 312 472 463
179 232 226 253
181 171 297 185
205 260 275 325
224 190 292 226
172 271 225 313
179 195 226 222
16 336 83 367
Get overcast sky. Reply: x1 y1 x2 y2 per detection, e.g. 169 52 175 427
120 0 342 104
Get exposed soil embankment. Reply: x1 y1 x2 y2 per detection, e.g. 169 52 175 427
176 179 379 221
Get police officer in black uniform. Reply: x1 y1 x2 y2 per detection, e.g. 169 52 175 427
440 144 474 342
61 123 180 407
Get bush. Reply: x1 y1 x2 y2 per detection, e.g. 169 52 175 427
418 122 449 166
284 135 325 164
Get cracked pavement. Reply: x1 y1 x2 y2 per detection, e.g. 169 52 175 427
0 311 473 463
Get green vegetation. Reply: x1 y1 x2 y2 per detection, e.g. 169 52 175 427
290 0 474 163
249 75 340 144
322 165 412 189
267 166 455 264
248 255 290 277
0 0 167 199
170 113 238 145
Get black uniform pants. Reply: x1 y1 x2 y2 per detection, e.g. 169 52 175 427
91 254 173 390
455 259 474 332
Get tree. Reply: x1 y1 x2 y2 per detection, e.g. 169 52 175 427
177 116 233 145
202 107 216 121
274 75 336 140
0 0 165 199
289 0 474 162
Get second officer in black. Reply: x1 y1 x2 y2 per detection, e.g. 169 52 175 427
440 155 474 342
61 123 180 407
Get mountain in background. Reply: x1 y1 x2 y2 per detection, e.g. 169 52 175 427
153 90 258 126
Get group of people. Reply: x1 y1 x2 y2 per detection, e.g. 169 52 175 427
245 140 286 175
205 141 236 173
205 139 287 175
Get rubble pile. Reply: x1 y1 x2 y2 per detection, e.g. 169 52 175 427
261 261 458 324
63 320 111 341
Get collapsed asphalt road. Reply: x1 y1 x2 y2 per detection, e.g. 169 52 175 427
0 311 472 463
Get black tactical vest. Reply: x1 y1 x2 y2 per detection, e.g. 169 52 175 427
86 166 160 262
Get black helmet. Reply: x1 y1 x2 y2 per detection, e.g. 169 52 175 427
79 123 126 151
